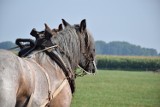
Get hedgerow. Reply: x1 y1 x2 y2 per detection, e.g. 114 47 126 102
96 55 160 71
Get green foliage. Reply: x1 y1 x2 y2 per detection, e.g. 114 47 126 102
71 70 160 107
95 41 158 56
96 55 160 71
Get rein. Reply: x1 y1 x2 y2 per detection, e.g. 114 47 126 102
76 65 94 76
27 45 59 57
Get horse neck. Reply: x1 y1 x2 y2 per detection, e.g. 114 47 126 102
51 27 81 70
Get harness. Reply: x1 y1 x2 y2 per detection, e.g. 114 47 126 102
27 45 76 92
13 36 92 107
25 47 70 107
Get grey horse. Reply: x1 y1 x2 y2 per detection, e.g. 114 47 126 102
0 19 96 107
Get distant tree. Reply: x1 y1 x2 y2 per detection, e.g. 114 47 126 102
0 41 16 49
95 40 158 56
95 41 107 54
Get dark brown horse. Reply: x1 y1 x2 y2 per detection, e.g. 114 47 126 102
0 19 96 107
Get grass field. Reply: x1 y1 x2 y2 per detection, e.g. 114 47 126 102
71 70 160 107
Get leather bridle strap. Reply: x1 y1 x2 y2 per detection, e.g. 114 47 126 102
52 78 68 98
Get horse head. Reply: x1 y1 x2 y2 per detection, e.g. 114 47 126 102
62 19 96 74
30 20 96 74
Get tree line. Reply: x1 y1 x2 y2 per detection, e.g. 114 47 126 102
96 41 159 56
0 41 16 50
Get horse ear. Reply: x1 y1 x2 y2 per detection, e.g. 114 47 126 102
62 19 71 27
58 24 63 31
44 23 52 33
44 23 53 38
80 19 86 32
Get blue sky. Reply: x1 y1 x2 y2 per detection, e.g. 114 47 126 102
0 0 160 52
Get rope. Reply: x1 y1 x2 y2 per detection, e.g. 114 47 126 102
40 79 68 107
26 45 58 58
76 65 94 77
52 78 68 98
30 45 58 55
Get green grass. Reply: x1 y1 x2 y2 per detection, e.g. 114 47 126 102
71 70 160 107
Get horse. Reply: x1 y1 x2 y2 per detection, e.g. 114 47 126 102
0 19 96 107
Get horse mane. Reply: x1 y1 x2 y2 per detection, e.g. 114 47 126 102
51 26 81 71
45 25 83 94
